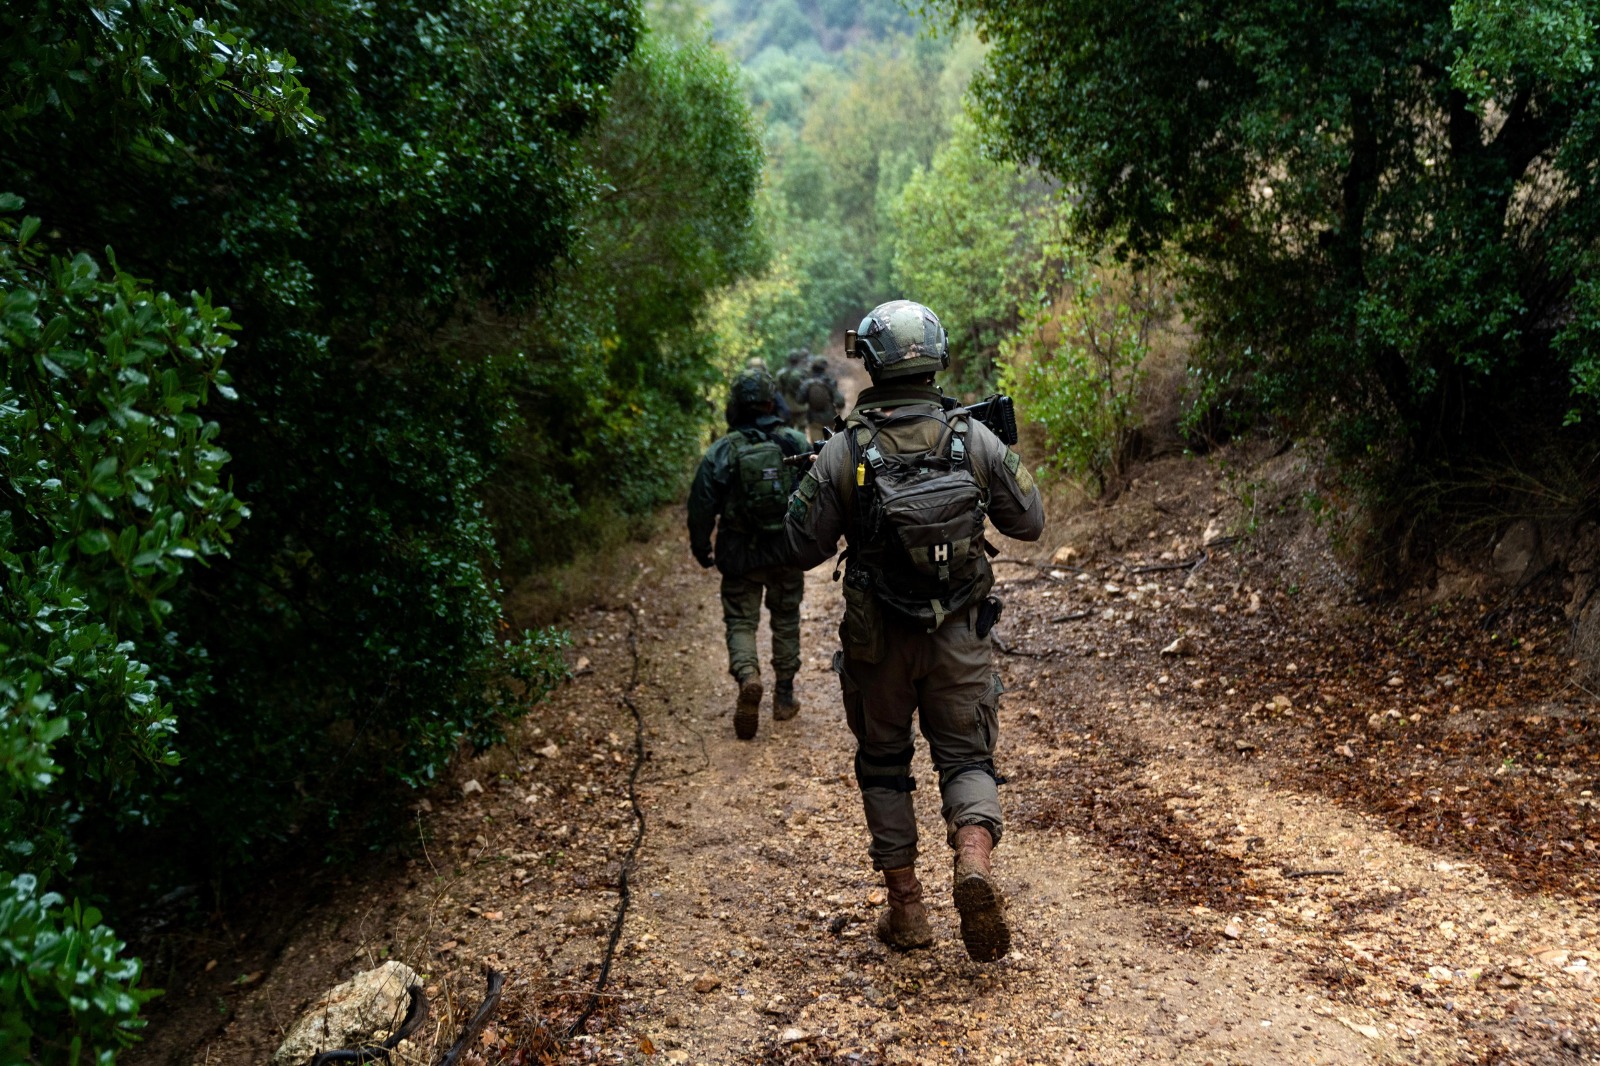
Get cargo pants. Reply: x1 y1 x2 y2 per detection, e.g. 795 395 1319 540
834 605 1004 871
720 564 804 684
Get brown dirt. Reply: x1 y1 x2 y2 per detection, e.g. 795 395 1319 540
132 441 1600 1066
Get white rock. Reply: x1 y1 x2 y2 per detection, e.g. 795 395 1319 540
1160 636 1194 657
272 961 419 1065
460 779 483 796
537 743 559 758
779 1028 811 1045
1338 1017 1381 1040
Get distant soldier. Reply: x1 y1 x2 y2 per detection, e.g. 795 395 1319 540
689 367 808 739
776 348 809 430
802 354 845 443
785 300 1044 962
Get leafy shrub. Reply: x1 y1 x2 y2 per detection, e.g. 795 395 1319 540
0 200 243 1061
1001 253 1180 494
0 873 154 1066
489 25 766 574
891 116 1062 394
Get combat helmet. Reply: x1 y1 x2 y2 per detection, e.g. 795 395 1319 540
850 300 949 381
809 355 829 376
729 365 777 408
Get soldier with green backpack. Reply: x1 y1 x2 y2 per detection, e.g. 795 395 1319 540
785 300 1045 962
689 367 810 740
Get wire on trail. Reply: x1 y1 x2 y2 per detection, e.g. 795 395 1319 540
565 603 648 1040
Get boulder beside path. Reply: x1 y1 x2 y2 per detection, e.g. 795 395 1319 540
271 960 420 1066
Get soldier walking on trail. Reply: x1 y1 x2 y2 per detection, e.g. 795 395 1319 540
776 348 810 431
784 300 1045 962
802 354 845 443
689 367 809 740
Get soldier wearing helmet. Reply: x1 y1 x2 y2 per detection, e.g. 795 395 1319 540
689 366 810 738
801 354 846 443
784 300 1044 962
776 348 810 430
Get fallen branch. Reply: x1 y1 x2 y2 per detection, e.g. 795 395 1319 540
1049 611 1092 624
993 557 1090 577
438 970 505 1066
565 605 649 1040
1282 867 1345 879
1126 551 1208 576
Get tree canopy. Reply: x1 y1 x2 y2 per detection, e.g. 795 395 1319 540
946 0 1600 477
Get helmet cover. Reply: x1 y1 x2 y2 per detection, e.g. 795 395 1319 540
854 300 949 380
729 366 777 408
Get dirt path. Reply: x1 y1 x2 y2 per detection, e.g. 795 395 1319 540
169 451 1598 1066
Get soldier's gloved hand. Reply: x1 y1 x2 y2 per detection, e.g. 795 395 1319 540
694 549 714 569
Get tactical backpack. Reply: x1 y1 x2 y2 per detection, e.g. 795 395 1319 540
806 377 834 413
723 427 796 534
846 410 993 631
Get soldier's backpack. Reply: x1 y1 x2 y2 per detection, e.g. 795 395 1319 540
846 410 993 630
723 427 796 534
806 377 834 413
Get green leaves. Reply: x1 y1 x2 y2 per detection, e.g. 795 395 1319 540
0 2 316 140
890 115 1064 394
0 201 242 1062
0 873 155 1066
949 0 1600 471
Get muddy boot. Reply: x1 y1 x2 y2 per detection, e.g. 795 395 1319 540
734 675 763 740
952 825 1010 962
772 678 800 721
875 866 933 951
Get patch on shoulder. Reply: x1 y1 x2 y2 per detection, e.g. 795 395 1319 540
788 471 820 518
1004 448 1037 495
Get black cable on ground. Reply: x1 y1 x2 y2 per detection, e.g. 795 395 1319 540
565 604 647 1039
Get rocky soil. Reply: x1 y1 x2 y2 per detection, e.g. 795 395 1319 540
137 441 1599 1066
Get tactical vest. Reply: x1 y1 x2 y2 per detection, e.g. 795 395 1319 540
844 407 993 630
723 427 797 534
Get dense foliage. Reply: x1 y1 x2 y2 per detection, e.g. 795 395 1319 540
0 203 243 1062
948 0 1600 498
702 7 985 370
0 1 764 1060
491 28 765 570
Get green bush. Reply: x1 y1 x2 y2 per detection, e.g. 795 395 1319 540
14 0 635 863
891 116 1061 394
489 24 765 574
1001 255 1178 494
0 201 243 1061
0 873 154 1066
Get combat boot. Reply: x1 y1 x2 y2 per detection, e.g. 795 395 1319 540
734 675 762 740
875 866 933 950
773 678 800 721
952 825 1010 962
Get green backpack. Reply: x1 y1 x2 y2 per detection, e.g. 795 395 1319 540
724 428 796 533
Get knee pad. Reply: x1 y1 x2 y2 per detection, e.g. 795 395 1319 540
854 745 916 793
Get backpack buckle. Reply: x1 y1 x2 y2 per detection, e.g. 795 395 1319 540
864 444 886 471
950 436 966 465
